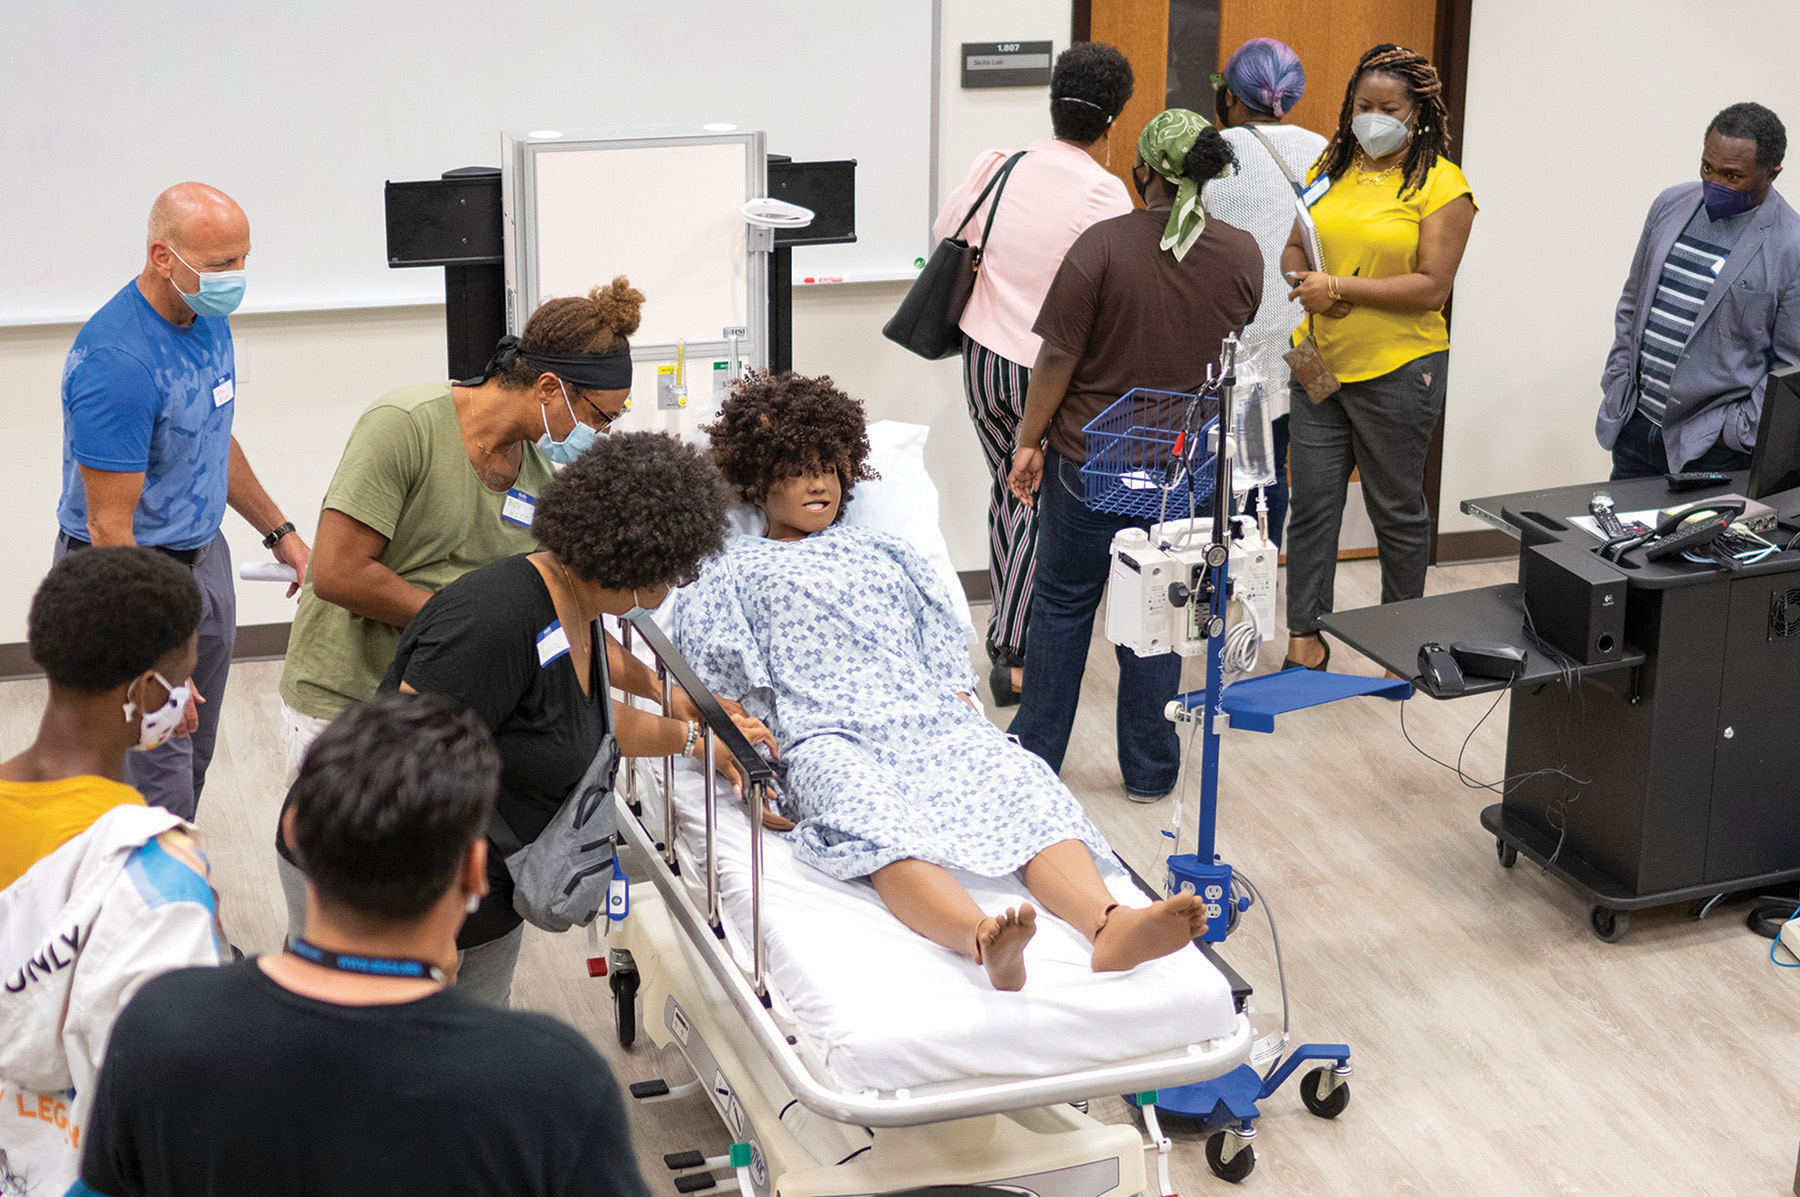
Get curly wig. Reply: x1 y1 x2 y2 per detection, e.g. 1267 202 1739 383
30 547 201 690
703 371 878 520
531 432 733 589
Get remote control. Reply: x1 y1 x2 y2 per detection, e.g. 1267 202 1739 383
1666 471 1730 492
1589 492 1626 538
1641 514 1730 561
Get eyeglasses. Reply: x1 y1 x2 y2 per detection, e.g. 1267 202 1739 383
572 388 626 431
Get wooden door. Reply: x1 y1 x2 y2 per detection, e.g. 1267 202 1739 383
1215 0 1438 140
1085 0 1170 203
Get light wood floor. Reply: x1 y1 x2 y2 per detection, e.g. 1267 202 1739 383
13 557 1796 1195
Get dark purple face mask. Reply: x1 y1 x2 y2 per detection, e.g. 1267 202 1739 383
1703 178 1760 222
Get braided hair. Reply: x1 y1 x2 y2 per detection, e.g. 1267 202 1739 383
1313 44 1450 198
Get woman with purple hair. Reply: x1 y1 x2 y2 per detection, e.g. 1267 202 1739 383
1203 37 1327 551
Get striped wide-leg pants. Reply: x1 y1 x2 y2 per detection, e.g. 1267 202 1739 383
961 335 1038 664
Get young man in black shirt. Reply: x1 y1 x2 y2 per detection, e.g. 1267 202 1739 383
79 692 650 1197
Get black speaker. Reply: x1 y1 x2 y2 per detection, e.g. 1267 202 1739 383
1522 540 1627 665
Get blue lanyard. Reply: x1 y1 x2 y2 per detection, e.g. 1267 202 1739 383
286 938 447 985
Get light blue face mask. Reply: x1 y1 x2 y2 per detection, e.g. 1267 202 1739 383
167 246 246 317
538 379 600 464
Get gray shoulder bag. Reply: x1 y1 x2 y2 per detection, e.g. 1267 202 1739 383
489 618 620 933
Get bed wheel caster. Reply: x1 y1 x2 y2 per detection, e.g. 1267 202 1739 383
1206 1126 1256 1183
1299 1065 1351 1119
1496 838 1517 868
1589 905 1629 943
610 951 640 1047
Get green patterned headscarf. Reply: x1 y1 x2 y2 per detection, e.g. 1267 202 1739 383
1137 108 1212 261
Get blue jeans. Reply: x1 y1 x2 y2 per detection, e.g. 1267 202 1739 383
1008 451 1182 797
1610 410 1752 480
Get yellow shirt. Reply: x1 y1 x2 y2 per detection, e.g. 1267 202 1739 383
1299 156 1476 382
0 775 144 889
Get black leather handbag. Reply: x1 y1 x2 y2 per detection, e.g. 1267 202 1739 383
882 151 1025 360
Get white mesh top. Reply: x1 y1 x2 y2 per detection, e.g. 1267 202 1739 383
1204 123 1330 417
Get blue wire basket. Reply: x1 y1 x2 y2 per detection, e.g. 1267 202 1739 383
1079 388 1221 519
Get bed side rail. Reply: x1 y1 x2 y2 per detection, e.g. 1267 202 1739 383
621 610 774 999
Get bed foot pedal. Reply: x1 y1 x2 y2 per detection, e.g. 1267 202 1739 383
673 1172 717 1194
630 1079 671 1099
664 1151 707 1171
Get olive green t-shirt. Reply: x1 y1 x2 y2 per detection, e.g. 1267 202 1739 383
278 383 555 719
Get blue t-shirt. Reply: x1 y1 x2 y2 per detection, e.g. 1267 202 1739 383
57 281 236 551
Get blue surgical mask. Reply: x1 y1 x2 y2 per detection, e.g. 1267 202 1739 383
1703 179 1759 222
537 380 600 464
167 246 246 318
1350 111 1411 160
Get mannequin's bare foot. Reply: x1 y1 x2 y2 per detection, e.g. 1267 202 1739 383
1090 895 1206 972
975 904 1037 991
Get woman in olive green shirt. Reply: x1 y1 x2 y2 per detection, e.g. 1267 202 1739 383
277 277 660 781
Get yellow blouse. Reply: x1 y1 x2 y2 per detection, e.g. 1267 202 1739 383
1298 156 1476 383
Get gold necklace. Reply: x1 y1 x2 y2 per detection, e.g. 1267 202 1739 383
1354 149 1401 186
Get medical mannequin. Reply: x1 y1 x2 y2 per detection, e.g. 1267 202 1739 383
669 372 1207 989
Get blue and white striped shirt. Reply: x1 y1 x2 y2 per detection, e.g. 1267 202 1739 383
1636 205 1753 425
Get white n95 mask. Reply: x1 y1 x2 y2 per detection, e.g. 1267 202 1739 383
124 671 192 752
1350 112 1411 160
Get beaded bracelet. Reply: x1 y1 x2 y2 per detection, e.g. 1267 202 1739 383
681 720 700 758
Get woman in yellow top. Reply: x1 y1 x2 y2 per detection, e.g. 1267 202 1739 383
1278 44 1476 671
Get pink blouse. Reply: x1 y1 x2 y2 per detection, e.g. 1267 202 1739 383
931 138 1133 368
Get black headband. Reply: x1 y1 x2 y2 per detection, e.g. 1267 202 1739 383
464 334 633 391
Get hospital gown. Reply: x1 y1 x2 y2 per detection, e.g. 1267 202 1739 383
667 525 1110 882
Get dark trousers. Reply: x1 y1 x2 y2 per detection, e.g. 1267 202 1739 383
1285 350 1447 637
1008 451 1182 797
1609 409 1753 480
961 336 1038 665
53 531 236 821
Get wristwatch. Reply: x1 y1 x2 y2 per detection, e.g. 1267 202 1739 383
262 521 296 550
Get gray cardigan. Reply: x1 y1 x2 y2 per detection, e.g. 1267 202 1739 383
1596 182 1800 472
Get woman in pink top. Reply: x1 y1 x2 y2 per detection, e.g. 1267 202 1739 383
932 42 1135 706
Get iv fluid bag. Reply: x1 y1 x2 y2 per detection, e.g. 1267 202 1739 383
1231 344 1277 490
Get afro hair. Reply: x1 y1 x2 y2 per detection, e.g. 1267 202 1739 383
30 547 201 691
530 431 733 589
703 371 878 519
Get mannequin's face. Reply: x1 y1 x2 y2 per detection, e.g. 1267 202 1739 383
761 464 842 541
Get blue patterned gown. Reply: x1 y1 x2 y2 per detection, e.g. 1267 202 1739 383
666 525 1110 882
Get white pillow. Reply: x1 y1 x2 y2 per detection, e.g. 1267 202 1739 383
706 421 975 641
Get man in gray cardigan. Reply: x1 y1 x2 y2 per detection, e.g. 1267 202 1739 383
1598 102 1800 479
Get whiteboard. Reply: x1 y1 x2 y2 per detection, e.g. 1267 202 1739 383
513 134 761 355
0 1 933 324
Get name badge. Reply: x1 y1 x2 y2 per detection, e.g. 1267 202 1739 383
1301 175 1331 208
502 488 536 527
537 620 570 667
212 377 234 407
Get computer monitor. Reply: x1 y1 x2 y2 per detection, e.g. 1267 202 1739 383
1748 363 1800 500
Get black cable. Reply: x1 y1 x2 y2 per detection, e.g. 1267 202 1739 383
1397 687 1590 797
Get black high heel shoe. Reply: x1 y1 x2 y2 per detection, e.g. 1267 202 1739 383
988 660 1022 707
1281 634 1331 672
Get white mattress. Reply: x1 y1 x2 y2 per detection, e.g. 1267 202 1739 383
647 761 1241 1094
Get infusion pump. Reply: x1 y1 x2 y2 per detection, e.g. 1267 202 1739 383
1106 517 1276 658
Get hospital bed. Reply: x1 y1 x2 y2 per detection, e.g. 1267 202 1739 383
598 612 1253 1197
